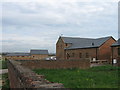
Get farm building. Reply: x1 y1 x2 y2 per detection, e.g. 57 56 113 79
5 50 49 60
111 38 120 65
56 36 116 63
30 50 49 60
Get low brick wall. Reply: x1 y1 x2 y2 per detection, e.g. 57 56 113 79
18 59 90 69
7 60 64 88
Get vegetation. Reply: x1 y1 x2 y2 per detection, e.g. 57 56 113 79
33 65 120 88
0 73 10 90
0 60 8 69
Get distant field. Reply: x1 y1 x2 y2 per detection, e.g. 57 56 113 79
33 65 120 88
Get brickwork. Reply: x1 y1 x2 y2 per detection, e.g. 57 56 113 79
98 37 116 63
18 59 90 69
111 46 120 66
31 54 48 60
56 37 116 64
56 37 66 60
6 54 48 60
6 56 32 60
65 48 97 60
7 59 90 88
7 60 64 88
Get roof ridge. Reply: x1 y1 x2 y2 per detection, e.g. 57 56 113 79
30 49 48 51
96 36 112 39
61 36 94 39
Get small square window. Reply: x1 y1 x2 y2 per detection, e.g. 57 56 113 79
66 44 67 46
79 53 82 58
86 53 89 58
72 53 75 57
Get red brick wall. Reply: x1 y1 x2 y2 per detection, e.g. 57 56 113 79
18 59 90 69
6 56 33 60
65 48 97 60
7 59 90 88
98 37 116 63
112 46 118 60
31 54 48 60
56 37 66 60
111 46 120 65
6 54 49 60
7 60 64 88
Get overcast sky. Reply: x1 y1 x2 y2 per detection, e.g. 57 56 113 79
1 0 119 53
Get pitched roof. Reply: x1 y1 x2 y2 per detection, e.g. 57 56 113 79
6 53 30 56
61 36 113 50
111 38 120 46
30 50 49 55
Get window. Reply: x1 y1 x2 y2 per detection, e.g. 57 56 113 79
86 53 89 58
66 44 67 46
72 53 75 57
67 53 70 59
118 47 120 56
79 53 82 58
33 56 35 57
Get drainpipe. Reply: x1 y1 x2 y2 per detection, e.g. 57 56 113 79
111 47 113 65
96 48 98 60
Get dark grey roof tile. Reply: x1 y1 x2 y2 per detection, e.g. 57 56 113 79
6 53 30 56
30 50 49 55
112 38 120 46
61 36 112 49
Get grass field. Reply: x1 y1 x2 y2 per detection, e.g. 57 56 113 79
33 65 120 88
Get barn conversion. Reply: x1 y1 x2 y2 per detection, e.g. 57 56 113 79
56 36 116 63
5 49 49 60
111 38 120 64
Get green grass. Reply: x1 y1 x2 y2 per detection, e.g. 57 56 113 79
0 73 10 88
0 60 8 69
33 65 120 88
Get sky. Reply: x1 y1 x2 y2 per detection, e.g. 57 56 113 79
1 0 119 53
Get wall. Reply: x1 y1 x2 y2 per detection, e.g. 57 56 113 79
31 54 48 60
6 56 32 60
56 37 66 60
17 59 90 69
6 54 49 60
111 46 120 65
98 37 116 63
7 60 64 88
65 48 97 60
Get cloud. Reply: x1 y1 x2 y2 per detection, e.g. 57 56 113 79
1 0 119 3
1 1 118 53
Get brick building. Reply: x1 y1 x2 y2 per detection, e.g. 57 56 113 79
5 50 49 60
56 36 116 63
30 50 49 60
111 38 120 64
